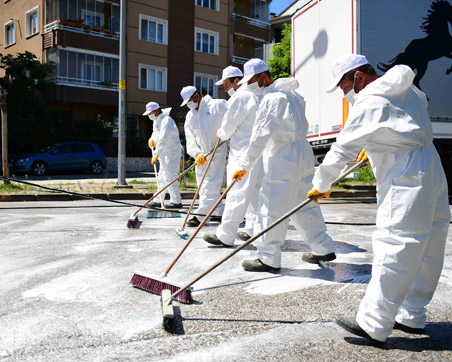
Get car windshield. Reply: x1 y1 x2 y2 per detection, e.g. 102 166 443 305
39 145 57 153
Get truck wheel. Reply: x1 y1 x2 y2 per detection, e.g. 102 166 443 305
31 161 47 176
90 160 103 174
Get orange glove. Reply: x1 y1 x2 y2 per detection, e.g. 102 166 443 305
195 154 207 166
151 155 159 165
233 169 247 182
307 189 330 203
356 149 369 164
148 139 156 149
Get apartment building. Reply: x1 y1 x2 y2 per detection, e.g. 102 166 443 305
1 0 271 150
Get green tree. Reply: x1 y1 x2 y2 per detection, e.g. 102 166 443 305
268 24 291 79
0 51 54 154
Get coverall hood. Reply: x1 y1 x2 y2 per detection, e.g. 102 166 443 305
272 77 300 92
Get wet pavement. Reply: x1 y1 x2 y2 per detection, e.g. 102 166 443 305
0 199 451 361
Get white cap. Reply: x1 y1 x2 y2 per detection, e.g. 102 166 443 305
326 53 369 93
142 101 160 115
215 66 243 85
180 86 197 106
238 58 269 85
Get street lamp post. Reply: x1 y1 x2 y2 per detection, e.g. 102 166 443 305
116 0 128 187
0 87 10 185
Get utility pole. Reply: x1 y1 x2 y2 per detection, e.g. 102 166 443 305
0 87 10 185
116 0 128 187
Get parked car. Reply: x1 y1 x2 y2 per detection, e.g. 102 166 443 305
9 142 107 176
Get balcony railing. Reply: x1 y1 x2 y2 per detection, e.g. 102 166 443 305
48 76 119 91
232 13 270 29
231 55 249 64
44 20 119 40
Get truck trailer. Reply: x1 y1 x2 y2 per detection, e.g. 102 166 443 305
291 0 452 192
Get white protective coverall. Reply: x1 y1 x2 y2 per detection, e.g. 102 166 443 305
215 86 263 245
312 65 450 342
238 77 335 268
184 95 228 220
149 107 182 204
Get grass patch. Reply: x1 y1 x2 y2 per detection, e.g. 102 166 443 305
339 165 376 185
0 182 35 193
129 180 148 185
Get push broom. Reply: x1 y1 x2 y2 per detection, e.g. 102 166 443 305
160 160 367 331
176 138 223 240
126 140 227 228
130 175 240 303
145 147 181 219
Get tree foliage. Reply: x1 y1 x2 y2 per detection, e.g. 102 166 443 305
0 51 54 153
268 24 291 80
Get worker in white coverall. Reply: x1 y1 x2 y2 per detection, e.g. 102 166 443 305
181 86 228 227
309 54 450 346
202 65 264 247
233 58 336 272
144 102 182 209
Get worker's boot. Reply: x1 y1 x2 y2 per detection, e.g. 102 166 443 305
335 315 384 347
393 322 425 334
164 202 182 209
242 259 280 272
301 252 336 264
186 217 200 227
203 234 233 248
237 231 251 241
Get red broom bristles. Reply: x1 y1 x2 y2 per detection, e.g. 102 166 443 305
130 273 193 304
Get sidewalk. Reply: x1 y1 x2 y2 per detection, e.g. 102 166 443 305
1 172 377 202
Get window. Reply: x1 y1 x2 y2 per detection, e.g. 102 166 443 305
26 7 39 37
47 47 119 89
194 72 218 98
4 21 15 47
139 64 167 92
195 27 218 55
196 0 219 11
139 14 167 45
74 144 94 153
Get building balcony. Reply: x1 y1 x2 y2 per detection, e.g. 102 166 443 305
44 20 119 40
231 13 270 29
48 76 118 91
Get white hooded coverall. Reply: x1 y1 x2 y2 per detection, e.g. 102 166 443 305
149 108 182 204
238 78 335 268
184 95 228 220
215 86 263 245
312 65 450 342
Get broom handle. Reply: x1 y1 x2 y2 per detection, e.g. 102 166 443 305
181 138 222 229
171 160 366 300
152 147 165 208
134 140 227 215
163 177 239 275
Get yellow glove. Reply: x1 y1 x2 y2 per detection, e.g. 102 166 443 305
151 155 159 165
356 149 370 164
233 169 247 182
195 154 207 166
148 139 156 149
307 189 330 203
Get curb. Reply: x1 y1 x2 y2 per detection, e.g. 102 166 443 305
0 189 376 202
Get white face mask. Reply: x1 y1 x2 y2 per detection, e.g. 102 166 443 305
148 113 157 121
247 81 259 92
227 87 236 97
187 100 198 110
344 74 358 105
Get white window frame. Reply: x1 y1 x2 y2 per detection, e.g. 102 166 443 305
138 14 168 45
139 63 167 92
4 20 15 47
195 0 220 11
25 6 39 37
194 27 219 55
194 72 218 98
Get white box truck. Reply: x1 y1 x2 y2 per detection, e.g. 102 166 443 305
292 0 452 191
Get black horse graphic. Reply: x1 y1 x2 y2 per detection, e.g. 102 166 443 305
378 0 452 90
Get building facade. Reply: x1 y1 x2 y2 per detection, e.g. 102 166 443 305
1 0 271 154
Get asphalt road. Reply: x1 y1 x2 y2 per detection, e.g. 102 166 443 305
1 199 451 361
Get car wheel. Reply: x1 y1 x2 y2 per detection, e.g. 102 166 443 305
90 160 103 174
31 161 47 176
